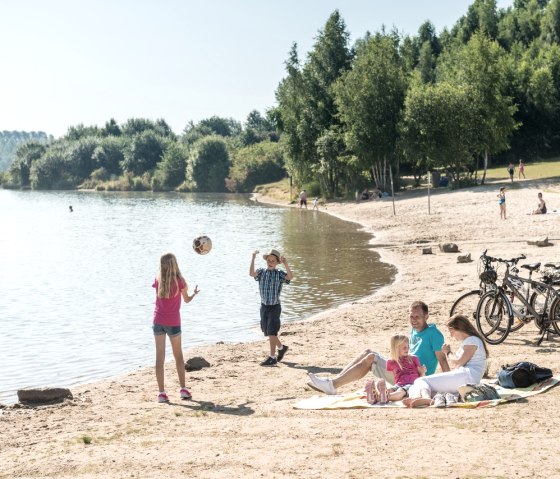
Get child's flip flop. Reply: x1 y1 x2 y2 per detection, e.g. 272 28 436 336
365 379 377 404
375 379 387 404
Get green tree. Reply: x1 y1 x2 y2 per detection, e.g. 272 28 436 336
185 136 230 192
153 142 188 189
226 141 285 193
8 141 47 186
438 32 517 183
121 130 167 175
335 34 407 190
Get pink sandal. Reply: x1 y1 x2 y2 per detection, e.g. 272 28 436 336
375 379 387 404
365 379 378 404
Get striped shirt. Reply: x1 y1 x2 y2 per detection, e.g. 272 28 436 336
255 268 290 305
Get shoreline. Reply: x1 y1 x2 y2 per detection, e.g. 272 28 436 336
3 181 560 478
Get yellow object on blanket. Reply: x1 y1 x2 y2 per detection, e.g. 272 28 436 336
293 377 560 410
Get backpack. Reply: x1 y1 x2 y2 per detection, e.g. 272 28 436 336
498 362 553 389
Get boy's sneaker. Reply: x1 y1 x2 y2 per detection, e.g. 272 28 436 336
157 392 169 403
180 387 192 399
260 356 277 366
277 345 289 362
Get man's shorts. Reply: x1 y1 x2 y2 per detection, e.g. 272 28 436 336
153 323 181 337
260 303 281 336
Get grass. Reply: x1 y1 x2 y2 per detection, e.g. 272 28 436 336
253 178 293 202
484 156 560 180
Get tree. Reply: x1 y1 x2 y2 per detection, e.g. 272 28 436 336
153 142 188 189
401 80 482 185
185 136 230 192
335 34 407 190
8 141 47 186
121 130 167 175
437 32 517 183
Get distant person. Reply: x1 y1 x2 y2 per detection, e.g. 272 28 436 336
312 197 320 210
518 160 526 179
507 162 515 183
69 205 73 213
250 249 293 366
299 190 307 209
533 192 547 215
497 187 506 220
152 253 199 403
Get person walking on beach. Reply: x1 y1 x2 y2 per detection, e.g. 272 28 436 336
507 162 515 182
307 301 449 395
403 314 488 408
365 333 427 404
250 249 294 366
497 187 506 220
313 197 320 210
299 190 308 208
518 159 526 179
532 192 547 215
152 253 199 403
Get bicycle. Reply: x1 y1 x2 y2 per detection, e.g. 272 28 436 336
449 250 496 321
475 253 560 345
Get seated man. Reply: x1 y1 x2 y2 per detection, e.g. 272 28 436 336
307 301 449 395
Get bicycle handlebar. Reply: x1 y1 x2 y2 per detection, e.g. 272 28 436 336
480 251 526 266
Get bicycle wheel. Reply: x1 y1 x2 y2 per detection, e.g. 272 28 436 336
546 297 560 335
450 290 482 322
476 291 512 345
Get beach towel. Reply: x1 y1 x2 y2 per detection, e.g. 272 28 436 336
293 376 559 410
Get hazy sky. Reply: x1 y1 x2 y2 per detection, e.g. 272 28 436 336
0 0 513 138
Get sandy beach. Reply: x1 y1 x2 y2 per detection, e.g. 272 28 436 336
2 179 560 479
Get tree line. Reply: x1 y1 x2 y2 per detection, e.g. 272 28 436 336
2 0 559 197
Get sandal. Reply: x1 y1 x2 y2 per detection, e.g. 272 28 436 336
375 379 387 404
365 379 378 404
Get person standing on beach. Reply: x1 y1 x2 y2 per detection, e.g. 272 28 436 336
507 162 515 182
497 187 506 219
518 160 526 179
250 249 293 366
307 301 449 395
152 253 199 403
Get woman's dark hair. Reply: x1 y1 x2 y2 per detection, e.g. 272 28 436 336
447 314 489 357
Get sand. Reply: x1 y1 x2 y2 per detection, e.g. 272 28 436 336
2 179 560 479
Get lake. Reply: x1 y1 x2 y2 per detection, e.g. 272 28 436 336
0 190 395 404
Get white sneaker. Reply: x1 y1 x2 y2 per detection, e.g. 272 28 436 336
307 373 336 395
432 393 446 407
445 393 458 405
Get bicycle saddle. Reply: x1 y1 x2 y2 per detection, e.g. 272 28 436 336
521 263 541 272
544 263 560 269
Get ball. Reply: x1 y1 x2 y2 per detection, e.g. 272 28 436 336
193 235 212 255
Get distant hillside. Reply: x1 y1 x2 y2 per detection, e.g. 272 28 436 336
0 131 50 171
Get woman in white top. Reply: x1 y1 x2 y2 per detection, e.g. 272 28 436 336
404 314 488 407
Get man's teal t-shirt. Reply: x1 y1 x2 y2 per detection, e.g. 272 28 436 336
409 324 444 375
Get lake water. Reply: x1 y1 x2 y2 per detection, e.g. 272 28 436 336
0 190 395 404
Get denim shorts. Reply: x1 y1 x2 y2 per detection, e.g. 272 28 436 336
153 323 181 337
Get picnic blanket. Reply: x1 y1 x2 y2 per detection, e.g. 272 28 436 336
293 376 560 410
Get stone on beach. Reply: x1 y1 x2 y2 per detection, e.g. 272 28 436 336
440 243 459 253
17 387 73 404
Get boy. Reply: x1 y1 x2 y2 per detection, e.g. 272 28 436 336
250 249 294 366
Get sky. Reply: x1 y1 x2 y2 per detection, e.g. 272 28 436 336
0 0 513 138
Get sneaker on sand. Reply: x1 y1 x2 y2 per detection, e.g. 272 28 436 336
433 393 446 407
260 356 277 366
180 387 192 399
445 393 458 405
157 392 169 403
277 345 289 362
307 373 336 395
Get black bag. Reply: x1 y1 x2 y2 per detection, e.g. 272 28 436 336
498 361 553 388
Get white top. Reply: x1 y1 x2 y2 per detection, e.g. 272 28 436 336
456 335 486 383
